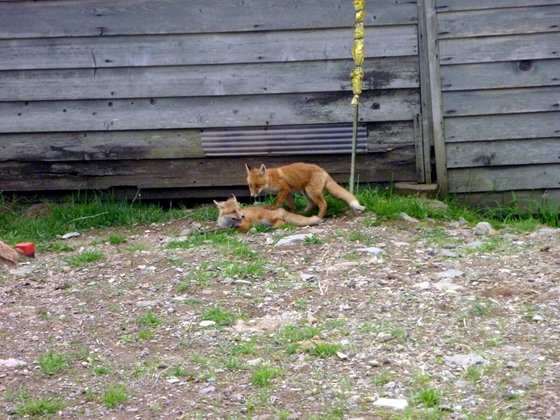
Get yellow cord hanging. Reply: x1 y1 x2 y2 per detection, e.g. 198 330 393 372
351 0 365 105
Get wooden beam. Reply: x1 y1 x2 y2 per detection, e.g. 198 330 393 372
441 59 560 91
442 86 560 116
0 57 420 101
418 0 447 191
437 5 560 38
448 164 560 193
440 32 560 65
444 112 560 142
0 26 418 71
0 149 417 192
447 138 560 168
0 90 421 134
436 0 560 13
0 0 417 39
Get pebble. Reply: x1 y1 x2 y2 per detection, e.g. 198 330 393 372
356 247 385 255
274 234 313 247
444 353 487 367
199 320 216 327
372 397 408 409
474 222 493 235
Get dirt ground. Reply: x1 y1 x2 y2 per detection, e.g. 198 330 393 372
1 205 559 419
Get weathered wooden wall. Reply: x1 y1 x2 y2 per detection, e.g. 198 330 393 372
436 0 560 206
0 0 420 198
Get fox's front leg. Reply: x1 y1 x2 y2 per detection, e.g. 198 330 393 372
270 189 291 210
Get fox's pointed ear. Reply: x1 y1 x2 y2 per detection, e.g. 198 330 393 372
213 200 224 209
245 164 253 175
258 164 267 176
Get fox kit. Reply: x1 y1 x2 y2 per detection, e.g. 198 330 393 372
245 162 365 218
214 195 322 233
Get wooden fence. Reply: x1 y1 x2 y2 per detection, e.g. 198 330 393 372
0 0 420 199
0 0 558 206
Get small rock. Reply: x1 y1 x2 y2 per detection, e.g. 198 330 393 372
62 232 81 239
377 332 394 342
0 358 27 368
246 358 263 366
275 234 313 247
199 320 216 327
136 300 160 308
413 281 431 291
444 353 487 367
474 222 493 236
356 247 385 255
336 352 348 360
199 385 217 394
435 269 464 279
372 398 408 410
400 212 419 224
300 273 315 282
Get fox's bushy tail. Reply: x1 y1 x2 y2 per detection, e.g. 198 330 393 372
280 210 323 226
324 177 365 211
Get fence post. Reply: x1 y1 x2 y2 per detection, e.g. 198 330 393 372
417 0 447 194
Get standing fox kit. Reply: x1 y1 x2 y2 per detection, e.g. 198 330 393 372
245 162 365 218
214 195 322 233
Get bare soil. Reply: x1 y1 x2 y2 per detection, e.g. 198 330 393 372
1 207 559 419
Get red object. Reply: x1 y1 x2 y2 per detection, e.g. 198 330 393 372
15 242 35 258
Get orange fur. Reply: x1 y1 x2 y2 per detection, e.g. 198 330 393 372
214 195 322 233
245 162 365 218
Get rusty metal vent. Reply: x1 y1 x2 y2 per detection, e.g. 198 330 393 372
201 124 368 156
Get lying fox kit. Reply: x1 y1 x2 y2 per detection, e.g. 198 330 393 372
245 162 365 218
214 195 322 233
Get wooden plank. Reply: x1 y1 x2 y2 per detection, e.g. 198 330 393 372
448 164 560 193
439 33 560 65
367 121 414 148
0 90 421 134
447 138 560 168
418 0 446 190
0 56 420 101
444 112 560 142
436 0 560 13
442 86 560 116
441 59 560 91
438 5 560 38
0 130 204 162
454 189 560 213
0 148 417 192
0 0 417 39
0 26 418 71
0 121 414 162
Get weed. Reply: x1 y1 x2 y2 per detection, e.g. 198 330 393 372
37 349 69 376
250 365 284 388
139 308 161 326
163 365 193 379
103 383 128 409
10 390 65 416
371 370 391 386
202 305 244 327
138 328 155 341
410 387 443 407
64 249 105 266
307 341 341 358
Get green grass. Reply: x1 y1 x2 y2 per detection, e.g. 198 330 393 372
0 191 186 246
250 365 284 388
202 305 246 327
306 341 341 358
1 187 557 251
64 249 105 266
37 349 69 376
103 383 128 409
139 308 161 326
410 387 443 408
8 388 65 416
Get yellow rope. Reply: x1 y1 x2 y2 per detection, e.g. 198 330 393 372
349 0 365 193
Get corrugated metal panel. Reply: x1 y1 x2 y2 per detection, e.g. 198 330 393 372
201 124 368 156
